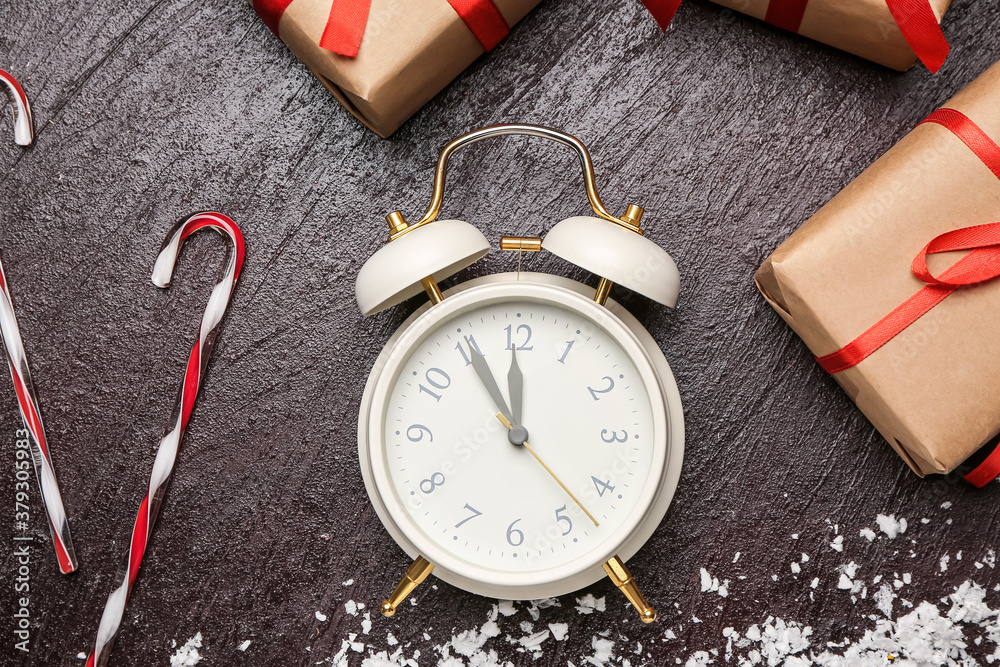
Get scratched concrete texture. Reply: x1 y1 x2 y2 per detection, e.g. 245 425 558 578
0 0 998 665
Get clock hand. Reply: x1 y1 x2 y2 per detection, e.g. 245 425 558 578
466 337 513 423
496 412 599 527
507 344 523 426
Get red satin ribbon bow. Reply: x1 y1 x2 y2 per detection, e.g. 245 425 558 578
642 0 949 73
815 108 1000 487
254 0 509 58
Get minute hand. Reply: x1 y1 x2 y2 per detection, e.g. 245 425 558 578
507 344 523 426
466 338 513 422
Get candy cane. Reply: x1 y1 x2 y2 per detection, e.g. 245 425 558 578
86 212 245 667
1 69 34 146
0 261 78 573
1 69 78 573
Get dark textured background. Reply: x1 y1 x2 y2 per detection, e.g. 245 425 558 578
1 0 999 665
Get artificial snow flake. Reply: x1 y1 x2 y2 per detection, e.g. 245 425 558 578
170 633 203 667
575 594 606 615
876 514 907 539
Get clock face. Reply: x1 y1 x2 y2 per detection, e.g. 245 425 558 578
375 290 662 579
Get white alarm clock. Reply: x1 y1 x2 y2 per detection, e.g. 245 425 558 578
356 125 684 622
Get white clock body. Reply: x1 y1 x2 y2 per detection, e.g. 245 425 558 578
358 272 684 600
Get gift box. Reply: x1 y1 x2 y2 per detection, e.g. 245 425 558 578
643 0 952 72
755 60 1000 483
252 0 541 137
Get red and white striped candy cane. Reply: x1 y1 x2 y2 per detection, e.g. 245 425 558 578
86 212 245 667
1 69 34 146
1 69 77 573
0 260 78 573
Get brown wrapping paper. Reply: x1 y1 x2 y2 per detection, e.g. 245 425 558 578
755 60 1000 476
258 0 540 137
709 0 951 71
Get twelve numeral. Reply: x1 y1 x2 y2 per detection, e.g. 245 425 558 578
505 324 533 351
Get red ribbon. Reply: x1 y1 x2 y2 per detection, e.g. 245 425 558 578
814 108 1000 487
254 0 293 36
642 0 949 73
966 444 1000 488
447 0 510 51
885 0 950 74
320 0 373 56
641 0 682 30
254 0 509 57
764 0 808 33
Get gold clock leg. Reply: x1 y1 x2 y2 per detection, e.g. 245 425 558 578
603 555 657 623
420 276 444 304
594 277 613 305
381 556 435 617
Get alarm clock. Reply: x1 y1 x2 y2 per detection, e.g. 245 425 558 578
356 125 684 622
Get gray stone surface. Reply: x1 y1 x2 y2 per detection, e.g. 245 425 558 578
0 0 998 664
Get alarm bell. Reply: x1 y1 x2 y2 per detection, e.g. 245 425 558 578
356 124 681 315
355 219 489 316
544 215 679 308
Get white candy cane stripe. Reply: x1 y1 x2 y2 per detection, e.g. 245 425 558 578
0 259 77 573
1 69 34 146
87 212 245 667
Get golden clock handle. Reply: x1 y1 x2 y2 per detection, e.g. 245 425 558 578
603 555 657 623
385 124 644 241
381 556 435 617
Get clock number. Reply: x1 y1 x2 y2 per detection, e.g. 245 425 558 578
454 503 483 528
600 429 628 444
419 367 451 402
406 424 433 442
557 340 575 364
587 376 615 401
591 476 616 497
455 336 484 366
419 472 446 494
555 505 573 536
506 518 525 547
505 324 533 351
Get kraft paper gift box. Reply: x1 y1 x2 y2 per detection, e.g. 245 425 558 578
644 0 952 72
755 60 1000 481
251 0 541 137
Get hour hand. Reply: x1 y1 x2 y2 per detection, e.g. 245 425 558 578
466 337 513 422
508 345 523 426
